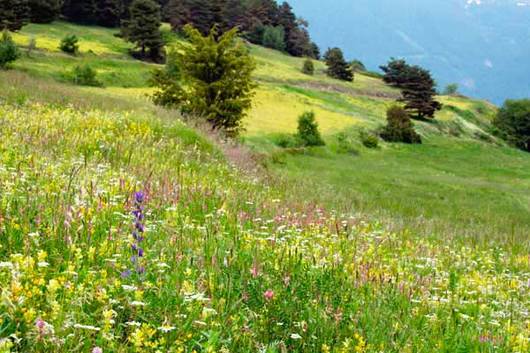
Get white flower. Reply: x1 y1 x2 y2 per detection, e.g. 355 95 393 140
0 262 13 269
121 285 137 292
130 301 146 307
157 325 176 333
290 333 302 340
73 324 101 331
125 321 142 327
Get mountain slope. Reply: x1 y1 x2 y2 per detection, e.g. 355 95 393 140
289 0 530 104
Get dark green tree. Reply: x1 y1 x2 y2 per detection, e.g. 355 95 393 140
29 0 63 23
122 0 164 61
493 99 530 152
59 34 79 54
95 0 123 27
151 25 256 136
324 47 353 81
297 111 324 146
380 105 422 144
443 83 459 95
0 30 20 69
0 0 30 31
380 58 441 119
167 0 191 31
350 59 366 72
62 0 97 24
262 25 285 51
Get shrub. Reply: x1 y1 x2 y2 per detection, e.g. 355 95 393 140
272 133 303 148
0 30 20 69
71 64 102 87
262 25 286 52
493 99 530 152
380 105 422 144
359 129 379 148
302 58 314 75
59 34 79 54
350 59 366 72
297 111 325 146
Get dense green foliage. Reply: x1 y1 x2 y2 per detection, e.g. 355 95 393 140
121 0 163 61
493 99 530 152
151 25 255 136
28 0 63 23
0 30 20 69
59 34 79 54
0 0 30 31
297 111 325 146
167 0 319 58
302 58 314 75
70 64 102 86
324 47 353 82
262 25 286 52
380 58 442 119
380 105 422 144
350 59 366 72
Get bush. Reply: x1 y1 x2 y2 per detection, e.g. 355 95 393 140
335 132 359 155
0 30 20 69
350 59 366 72
493 99 530 152
302 58 314 75
359 129 379 148
272 133 303 148
379 105 422 144
71 64 102 87
297 111 325 146
262 25 286 52
59 34 79 55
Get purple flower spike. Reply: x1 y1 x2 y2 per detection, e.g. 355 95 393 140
134 192 145 203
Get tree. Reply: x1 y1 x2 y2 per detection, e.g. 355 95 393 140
262 25 285 51
95 0 123 27
380 58 441 119
324 47 353 81
122 0 164 61
380 105 422 144
444 83 459 95
297 111 324 146
59 34 79 54
493 99 530 152
0 0 30 31
302 58 314 75
62 0 97 24
350 59 366 72
29 0 63 23
151 25 256 137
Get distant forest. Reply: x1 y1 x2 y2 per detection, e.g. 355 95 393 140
0 0 320 58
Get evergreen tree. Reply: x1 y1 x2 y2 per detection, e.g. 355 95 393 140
96 0 123 27
167 0 191 31
151 25 256 136
380 105 422 144
0 30 20 69
220 0 246 32
122 0 164 61
0 0 30 31
62 0 97 24
324 47 353 82
302 58 314 75
297 111 324 146
29 0 63 23
380 58 442 119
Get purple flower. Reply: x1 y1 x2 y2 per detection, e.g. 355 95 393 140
126 190 147 275
134 192 145 204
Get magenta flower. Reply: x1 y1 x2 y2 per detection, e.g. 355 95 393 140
264 289 274 301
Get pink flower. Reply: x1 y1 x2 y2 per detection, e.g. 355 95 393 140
92 347 103 353
251 264 260 278
264 289 274 301
35 318 45 331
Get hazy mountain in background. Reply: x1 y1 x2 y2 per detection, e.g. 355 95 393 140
289 0 530 104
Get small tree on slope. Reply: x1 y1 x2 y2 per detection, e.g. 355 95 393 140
324 47 353 82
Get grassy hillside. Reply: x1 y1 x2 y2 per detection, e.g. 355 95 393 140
0 21 529 352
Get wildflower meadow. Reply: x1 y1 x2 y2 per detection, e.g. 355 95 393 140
0 100 528 353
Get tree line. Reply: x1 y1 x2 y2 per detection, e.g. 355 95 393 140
0 0 319 58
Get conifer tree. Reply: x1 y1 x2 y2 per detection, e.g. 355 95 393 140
96 0 123 27
380 105 422 144
62 0 97 24
151 25 256 136
380 58 442 119
28 0 63 23
122 0 163 61
0 0 30 31
324 47 353 82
